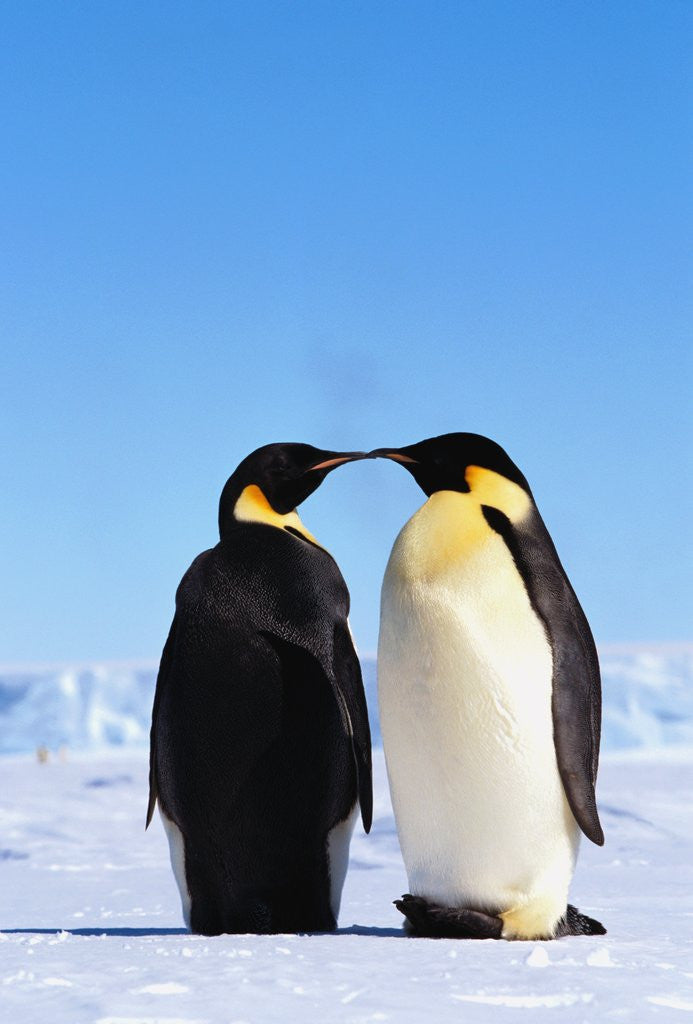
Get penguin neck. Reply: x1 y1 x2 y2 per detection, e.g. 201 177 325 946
226 484 322 547
389 491 483 580
388 470 531 581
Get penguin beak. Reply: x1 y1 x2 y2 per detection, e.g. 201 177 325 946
369 448 418 464
307 451 370 472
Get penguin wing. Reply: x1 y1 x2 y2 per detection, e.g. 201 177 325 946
146 616 177 830
260 625 373 834
332 622 373 833
482 506 604 846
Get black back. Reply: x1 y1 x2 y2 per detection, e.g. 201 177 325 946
147 522 372 934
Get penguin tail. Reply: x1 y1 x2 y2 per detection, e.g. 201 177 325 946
395 894 503 939
189 896 337 936
188 897 274 936
554 904 606 937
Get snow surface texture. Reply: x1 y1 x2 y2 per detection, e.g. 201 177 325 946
1 645 692 757
1 750 692 1022
1 646 692 1022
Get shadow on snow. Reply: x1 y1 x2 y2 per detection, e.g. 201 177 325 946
2 924 405 938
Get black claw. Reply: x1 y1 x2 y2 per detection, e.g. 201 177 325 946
395 895 606 940
554 904 606 937
394 893 503 940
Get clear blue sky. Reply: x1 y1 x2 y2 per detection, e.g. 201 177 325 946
2 1 691 662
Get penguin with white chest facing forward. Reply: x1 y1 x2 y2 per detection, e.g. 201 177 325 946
147 443 372 935
373 433 605 940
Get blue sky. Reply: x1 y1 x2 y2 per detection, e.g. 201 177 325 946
2 1 691 661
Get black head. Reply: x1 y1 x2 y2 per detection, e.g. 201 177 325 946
218 442 367 537
370 433 531 498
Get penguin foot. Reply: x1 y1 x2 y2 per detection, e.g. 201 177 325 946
394 894 503 939
554 904 606 937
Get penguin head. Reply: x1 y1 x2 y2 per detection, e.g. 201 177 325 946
371 433 531 500
219 443 367 536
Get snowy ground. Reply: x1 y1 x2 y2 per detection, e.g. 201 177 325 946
2 747 692 1023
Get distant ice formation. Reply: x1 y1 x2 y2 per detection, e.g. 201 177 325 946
0 645 691 756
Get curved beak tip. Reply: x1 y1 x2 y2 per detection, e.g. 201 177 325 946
369 449 418 464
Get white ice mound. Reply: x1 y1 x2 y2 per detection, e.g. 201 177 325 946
599 645 693 751
0 662 157 754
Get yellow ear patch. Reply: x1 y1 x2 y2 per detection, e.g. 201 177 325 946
465 465 531 524
233 484 322 547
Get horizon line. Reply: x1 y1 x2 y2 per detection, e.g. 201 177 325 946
0 640 692 674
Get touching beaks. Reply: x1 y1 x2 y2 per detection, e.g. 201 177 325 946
306 448 420 472
308 451 370 472
369 448 418 464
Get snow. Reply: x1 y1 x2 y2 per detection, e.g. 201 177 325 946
1 646 692 1021
1 746 692 1021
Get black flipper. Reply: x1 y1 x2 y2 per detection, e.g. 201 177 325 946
482 504 604 846
554 904 606 937
260 628 372 834
146 617 177 829
395 894 503 939
332 623 373 833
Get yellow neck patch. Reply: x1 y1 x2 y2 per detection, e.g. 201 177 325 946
233 484 322 547
388 466 531 580
465 465 531 524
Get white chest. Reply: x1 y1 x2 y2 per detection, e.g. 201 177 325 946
378 492 578 912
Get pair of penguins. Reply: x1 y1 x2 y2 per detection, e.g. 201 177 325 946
147 434 606 941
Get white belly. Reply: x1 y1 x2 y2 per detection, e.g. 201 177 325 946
327 803 358 921
160 811 191 930
378 495 579 924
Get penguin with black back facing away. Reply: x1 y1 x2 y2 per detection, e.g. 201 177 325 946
372 433 605 940
147 443 372 936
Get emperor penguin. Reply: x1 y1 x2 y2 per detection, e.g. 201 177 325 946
373 433 605 940
147 443 372 935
